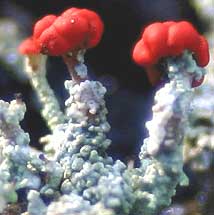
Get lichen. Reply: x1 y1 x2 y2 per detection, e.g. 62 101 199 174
0 49 207 215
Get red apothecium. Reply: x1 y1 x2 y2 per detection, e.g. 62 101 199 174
19 37 40 55
132 21 209 87
19 8 104 56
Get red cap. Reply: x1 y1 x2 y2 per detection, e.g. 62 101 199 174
18 37 40 55
19 8 104 56
132 21 209 68
132 21 210 87
34 8 104 55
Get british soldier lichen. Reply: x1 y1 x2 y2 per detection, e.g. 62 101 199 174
0 7 211 215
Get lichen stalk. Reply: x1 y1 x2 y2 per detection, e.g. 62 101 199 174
128 51 205 215
62 49 88 84
0 50 208 215
45 75 135 214
24 54 66 131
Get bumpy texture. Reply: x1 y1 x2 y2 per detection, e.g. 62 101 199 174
2 12 211 214
46 194 114 215
49 78 134 214
0 99 63 213
0 50 206 215
126 51 204 215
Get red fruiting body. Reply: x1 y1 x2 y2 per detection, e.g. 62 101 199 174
61 8 80 17
18 37 40 55
191 76 204 88
34 8 104 55
18 8 104 56
194 36 209 67
77 9 104 48
132 21 210 87
142 23 169 61
33 15 57 39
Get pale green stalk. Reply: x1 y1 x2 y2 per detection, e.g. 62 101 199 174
24 54 66 131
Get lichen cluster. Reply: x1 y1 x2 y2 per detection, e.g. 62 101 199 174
0 49 206 214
